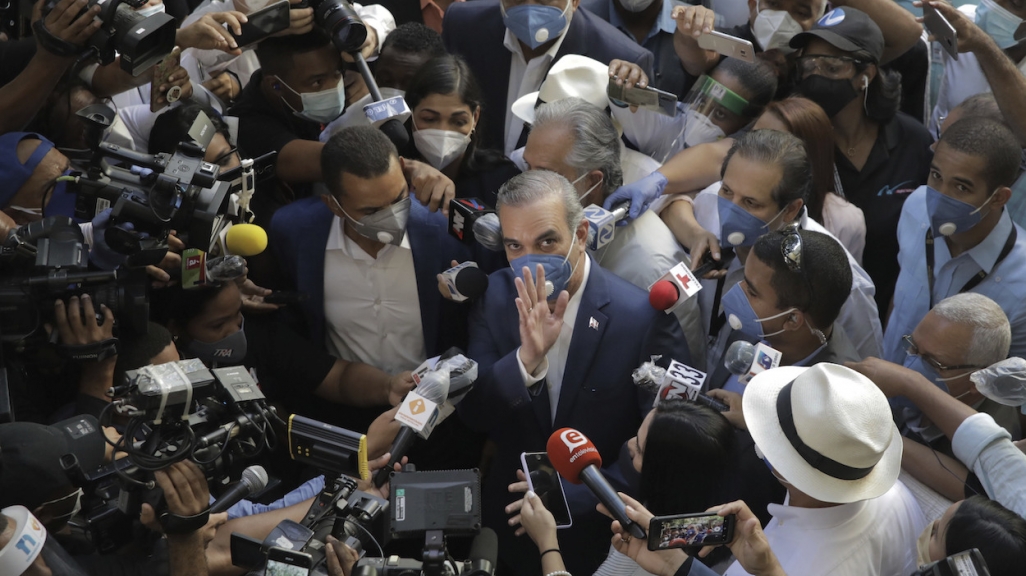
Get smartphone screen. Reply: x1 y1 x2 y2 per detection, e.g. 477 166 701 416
266 547 312 576
521 452 572 528
647 513 735 551
233 0 292 47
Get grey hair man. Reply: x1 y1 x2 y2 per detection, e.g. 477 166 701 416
522 98 709 367
457 169 689 576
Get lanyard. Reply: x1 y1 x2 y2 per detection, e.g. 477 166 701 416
924 226 1017 308
709 276 727 340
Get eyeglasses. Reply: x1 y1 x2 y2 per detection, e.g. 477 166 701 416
796 54 865 80
211 147 240 168
901 334 979 372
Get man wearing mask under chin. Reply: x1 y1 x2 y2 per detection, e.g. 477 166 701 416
441 0 654 155
882 118 1026 366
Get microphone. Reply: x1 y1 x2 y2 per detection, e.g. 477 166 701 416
373 368 451 487
463 527 498 576
546 428 646 539
352 52 410 152
583 201 630 251
472 213 503 251
449 198 497 246
209 465 268 514
441 262 489 302
648 263 702 313
724 340 782 385
224 223 268 257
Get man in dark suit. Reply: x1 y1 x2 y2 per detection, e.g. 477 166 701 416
458 170 689 575
441 0 654 155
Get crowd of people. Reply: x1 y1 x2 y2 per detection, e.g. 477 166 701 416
1 0 1026 573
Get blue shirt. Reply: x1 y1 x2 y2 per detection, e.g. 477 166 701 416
883 186 1026 363
605 0 679 45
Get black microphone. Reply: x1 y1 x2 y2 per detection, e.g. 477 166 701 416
463 527 498 576
209 465 268 514
449 198 497 246
440 262 489 301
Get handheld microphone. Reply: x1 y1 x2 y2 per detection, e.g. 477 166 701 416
441 262 489 302
449 198 497 246
352 52 410 151
463 527 498 576
648 263 702 313
224 223 268 257
209 465 268 514
546 428 646 539
373 369 451 487
583 200 630 251
724 340 782 385
472 213 503 251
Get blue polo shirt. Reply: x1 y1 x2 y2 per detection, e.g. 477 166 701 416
882 186 1026 364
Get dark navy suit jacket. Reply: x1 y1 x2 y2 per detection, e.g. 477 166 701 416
269 196 474 356
459 259 689 576
442 0 655 151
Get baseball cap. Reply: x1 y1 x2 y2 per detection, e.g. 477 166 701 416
789 7 885 63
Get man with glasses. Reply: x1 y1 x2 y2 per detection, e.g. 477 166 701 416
882 117 1026 365
441 0 654 155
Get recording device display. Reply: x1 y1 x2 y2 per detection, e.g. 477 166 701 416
697 31 756 63
389 469 481 538
922 2 958 60
647 512 735 551
266 547 313 576
911 548 990 576
607 79 678 117
521 452 572 528
35 0 176 75
232 0 292 47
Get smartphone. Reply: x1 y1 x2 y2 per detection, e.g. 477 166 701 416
263 291 308 306
607 78 678 117
647 512 735 551
922 2 958 60
265 547 312 576
697 31 756 63
150 47 181 113
232 0 291 48
520 452 572 528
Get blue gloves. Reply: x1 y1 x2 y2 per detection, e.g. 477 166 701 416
603 170 668 225
88 209 129 271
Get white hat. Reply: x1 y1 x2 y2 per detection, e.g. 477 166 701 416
511 55 610 125
742 363 902 504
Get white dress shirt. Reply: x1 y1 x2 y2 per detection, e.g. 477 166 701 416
516 255 591 422
323 216 425 374
503 24 570 156
724 481 926 576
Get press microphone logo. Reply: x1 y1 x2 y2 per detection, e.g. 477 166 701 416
214 349 233 358
560 429 587 451
410 399 425 415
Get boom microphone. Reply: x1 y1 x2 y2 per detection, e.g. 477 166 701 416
546 428 646 539
209 465 268 514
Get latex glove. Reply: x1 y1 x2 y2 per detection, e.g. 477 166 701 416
88 209 128 270
603 171 668 224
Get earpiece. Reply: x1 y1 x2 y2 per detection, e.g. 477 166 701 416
862 75 869 90
272 83 281 90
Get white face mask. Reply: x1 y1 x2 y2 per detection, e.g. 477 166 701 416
135 2 166 17
751 0 803 53
571 171 602 204
7 205 43 218
413 119 473 170
619 0 657 13
682 108 727 148
277 76 346 124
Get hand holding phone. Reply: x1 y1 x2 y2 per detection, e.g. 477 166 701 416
150 47 182 113
607 78 678 117
231 0 291 47
922 2 958 60
521 452 572 528
697 31 755 63
648 512 736 551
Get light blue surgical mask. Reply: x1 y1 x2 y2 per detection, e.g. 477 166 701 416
721 283 796 339
924 185 996 237
509 234 581 301
903 354 974 390
276 75 346 124
976 0 1024 49
718 194 785 247
501 0 572 50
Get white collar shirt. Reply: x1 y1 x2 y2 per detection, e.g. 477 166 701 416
323 216 425 374
502 23 570 156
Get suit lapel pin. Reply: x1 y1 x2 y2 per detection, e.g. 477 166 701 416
589 317 599 330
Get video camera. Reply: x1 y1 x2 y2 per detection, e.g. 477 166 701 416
296 0 366 53
911 548 991 576
35 0 177 76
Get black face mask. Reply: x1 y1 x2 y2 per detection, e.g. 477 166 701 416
798 75 859 118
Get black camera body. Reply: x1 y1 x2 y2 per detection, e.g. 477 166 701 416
911 549 991 576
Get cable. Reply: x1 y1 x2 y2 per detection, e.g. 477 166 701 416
346 518 385 558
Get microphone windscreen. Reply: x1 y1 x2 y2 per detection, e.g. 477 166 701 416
455 266 489 299
240 465 268 492
225 224 268 256
649 280 680 311
380 119 410 151
468 527 498 567
472 213 503 251
546 427 602 484
724 340 756 376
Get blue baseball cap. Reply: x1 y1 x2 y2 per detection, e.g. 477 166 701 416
0 132 56 208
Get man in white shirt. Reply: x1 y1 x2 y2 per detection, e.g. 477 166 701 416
459 170 688 576
733 363 927 576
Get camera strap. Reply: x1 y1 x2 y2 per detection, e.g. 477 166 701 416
32 18 86 59
159 507 211 535
59 338 120 362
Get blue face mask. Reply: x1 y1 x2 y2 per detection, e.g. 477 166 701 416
976 0 1024 49
718 194 785 247
721 283 795 339
509 235 581 301
924 185 996 237
902 354 974 391
502 0 571 50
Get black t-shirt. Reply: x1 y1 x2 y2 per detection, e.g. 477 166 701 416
243 312 335 403
835 111 932 319
0 38 38 87
453 152 521 208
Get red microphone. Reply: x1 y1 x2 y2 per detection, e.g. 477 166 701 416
546 428 646 538
648 280 680 312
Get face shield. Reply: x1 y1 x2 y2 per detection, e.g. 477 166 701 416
670 75 752 153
